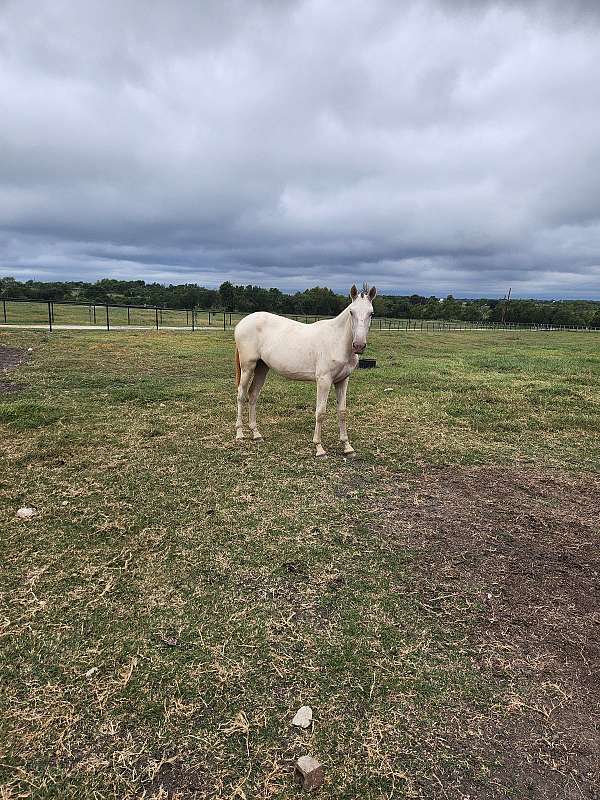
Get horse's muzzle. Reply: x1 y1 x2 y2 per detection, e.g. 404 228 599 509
352 343 366 354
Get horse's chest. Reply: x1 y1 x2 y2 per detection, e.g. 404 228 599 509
332 356 358 383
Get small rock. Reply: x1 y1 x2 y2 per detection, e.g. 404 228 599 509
27 347 33 353
292 705 313 729
16 507 36 519
61 500 68 506
85 667 99 679
295 755 324 791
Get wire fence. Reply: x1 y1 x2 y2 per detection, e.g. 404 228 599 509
1 297 599 333
0 299 233 331
373 318 600 332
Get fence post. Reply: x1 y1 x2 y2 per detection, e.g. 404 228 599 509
93 305 96 324
191 307 195 332
2 299 6 323
155 307 159 331
223 311 226 331
106 304 110 331
48 301 52 332
127 306 131 325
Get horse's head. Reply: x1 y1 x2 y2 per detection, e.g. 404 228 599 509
349 283 377 354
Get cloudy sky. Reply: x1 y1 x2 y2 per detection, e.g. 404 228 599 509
1 0 600 298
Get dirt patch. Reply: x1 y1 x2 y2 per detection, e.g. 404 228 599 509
384 466 600 799
0 345 28 393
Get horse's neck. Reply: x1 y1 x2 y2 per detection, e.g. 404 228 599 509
328 307 353 355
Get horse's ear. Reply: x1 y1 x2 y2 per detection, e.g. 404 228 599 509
350 284 358 300
368 286 377 301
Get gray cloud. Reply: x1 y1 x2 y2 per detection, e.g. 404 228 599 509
1 0 600 297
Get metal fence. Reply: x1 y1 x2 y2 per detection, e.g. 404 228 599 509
0 298 233 331
373 318 600 333
1 297 599 333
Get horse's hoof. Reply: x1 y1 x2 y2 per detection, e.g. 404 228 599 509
235 433 245 442
344 450 356 458
316 453 328 459
315 445 327 458
253 433 263 442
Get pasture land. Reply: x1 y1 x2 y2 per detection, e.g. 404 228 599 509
5 298 590 333
0 301 232 329
1 329 599 799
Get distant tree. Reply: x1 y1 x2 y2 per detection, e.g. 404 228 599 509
219 281 236 311
82 283 110 302
590 310 600 328
295 287 345 316
439 295 461 320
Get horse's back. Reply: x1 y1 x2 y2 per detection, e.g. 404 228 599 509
235 312 306 341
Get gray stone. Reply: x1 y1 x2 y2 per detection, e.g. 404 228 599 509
295 755 324 791
291 705 313 728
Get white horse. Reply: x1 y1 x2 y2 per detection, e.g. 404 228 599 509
234 284 377 457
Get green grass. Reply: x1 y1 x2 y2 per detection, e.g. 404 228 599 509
1 301 500 331
0 398 66 430
0 328 599 798
0 302 333 329
0 301 224 328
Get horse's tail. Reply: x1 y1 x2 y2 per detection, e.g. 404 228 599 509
235 347 241 387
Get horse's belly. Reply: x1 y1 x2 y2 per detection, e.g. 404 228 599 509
265 356 316 381
259 342 316 381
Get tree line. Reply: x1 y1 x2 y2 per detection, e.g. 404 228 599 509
1 276 599 327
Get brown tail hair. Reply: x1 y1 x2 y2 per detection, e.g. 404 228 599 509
235 347 241 386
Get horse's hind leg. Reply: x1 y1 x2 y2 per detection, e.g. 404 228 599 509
248 360 269 440
236 360 256 440
313 377 332 458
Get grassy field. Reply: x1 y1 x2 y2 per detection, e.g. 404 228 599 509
0 301 228 328
1 300 553 332
0 301 333 329
1 328 599 799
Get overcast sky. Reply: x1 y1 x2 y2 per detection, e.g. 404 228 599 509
1 0 600 298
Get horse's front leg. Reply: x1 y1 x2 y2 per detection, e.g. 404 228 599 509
335 377 355 456
313 377 332 458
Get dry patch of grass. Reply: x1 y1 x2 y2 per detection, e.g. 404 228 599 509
372 466 600 798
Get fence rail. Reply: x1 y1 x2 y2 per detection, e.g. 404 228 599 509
0 298 234 331
1 297 599 333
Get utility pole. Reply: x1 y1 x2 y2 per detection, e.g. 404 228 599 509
501 287 512 325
